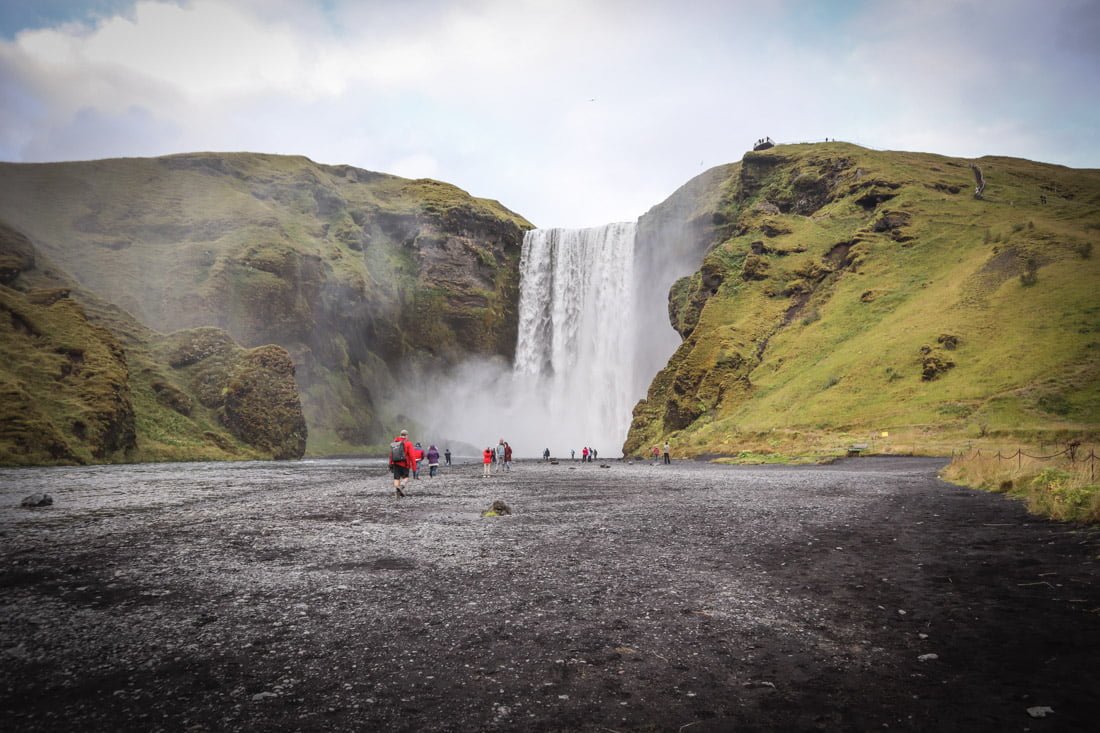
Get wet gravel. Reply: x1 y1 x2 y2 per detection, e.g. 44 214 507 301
1 456 1098 732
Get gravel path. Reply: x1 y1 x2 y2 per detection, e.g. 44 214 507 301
2 457 1098 731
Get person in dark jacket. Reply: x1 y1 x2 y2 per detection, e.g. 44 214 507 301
389 429 414 497
444 447 452 466
412 442 424 479
427 445 440 477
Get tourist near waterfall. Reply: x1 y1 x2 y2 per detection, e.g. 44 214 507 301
388 429 415 497
482 446 493 477
427 445 440 477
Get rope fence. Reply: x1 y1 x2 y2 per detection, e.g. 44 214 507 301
952 443 1098 482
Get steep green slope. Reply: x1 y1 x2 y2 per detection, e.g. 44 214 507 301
0 221 306 465
626 143 1100 457
0 154 532 453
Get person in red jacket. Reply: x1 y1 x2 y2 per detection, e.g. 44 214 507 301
482 446 493 478
389 429 415 497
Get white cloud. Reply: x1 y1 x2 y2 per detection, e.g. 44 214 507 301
0 0 1097 226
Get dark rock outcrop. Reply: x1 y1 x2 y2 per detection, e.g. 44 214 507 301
221 346 308 460
20 493 53 508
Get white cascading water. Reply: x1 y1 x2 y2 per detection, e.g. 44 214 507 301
512 222 639 454
407 218 693 459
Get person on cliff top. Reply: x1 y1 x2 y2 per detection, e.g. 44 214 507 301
389 429 414 497
427 444 440 478
482 446 493 477
503 441 513 471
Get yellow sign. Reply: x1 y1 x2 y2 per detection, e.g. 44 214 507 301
880 431 889 438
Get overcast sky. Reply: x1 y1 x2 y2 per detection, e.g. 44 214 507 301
1 0 1098 227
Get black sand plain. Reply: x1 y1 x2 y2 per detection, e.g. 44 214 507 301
1 456 1098 731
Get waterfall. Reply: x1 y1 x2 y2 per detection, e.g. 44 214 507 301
513 222 639 455
405 217 697 459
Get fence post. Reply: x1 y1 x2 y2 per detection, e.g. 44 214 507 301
1018 448 1021 470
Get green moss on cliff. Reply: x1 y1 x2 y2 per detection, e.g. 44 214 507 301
0 224 307 466
626 143 1100 458
0 153 533 455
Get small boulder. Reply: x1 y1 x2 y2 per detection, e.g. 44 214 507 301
21 493 53 508
481 500 512 517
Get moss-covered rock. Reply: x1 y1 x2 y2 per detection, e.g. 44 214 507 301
0 154 533 454
222 346 307 460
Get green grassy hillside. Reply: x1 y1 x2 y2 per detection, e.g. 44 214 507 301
626 143 1100 458
0 154 532 454
0 221 306 465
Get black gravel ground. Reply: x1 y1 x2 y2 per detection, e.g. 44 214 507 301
1 456 1098 732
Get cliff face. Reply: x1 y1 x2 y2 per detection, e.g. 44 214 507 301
626 143 1100 456
0 154 532 453
0 222 306 465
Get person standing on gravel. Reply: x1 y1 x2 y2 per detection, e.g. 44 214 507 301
389 429 415 497
427 445 440 478
503 441 513 471
444 447 452 466
663 441 671 465
482 446 493 477
495 439 506 473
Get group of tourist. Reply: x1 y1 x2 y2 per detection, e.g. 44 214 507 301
387 429 452 497
650 441 672 464
389 430 674 496
481 438 513 477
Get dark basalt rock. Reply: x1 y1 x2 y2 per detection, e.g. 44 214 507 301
21 493 53 508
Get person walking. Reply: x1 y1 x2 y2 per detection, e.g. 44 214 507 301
543 448 550 462
444 447 452 466
482 446 493 478
651 445 660 464
389 429 415 497
663 441 671 465
570 448 575 461
503 441 513 471
427 444 440 478
412 442 424 479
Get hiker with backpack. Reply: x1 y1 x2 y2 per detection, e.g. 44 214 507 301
389 429 415 497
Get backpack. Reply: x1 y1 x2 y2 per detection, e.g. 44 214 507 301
390 439 406 463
